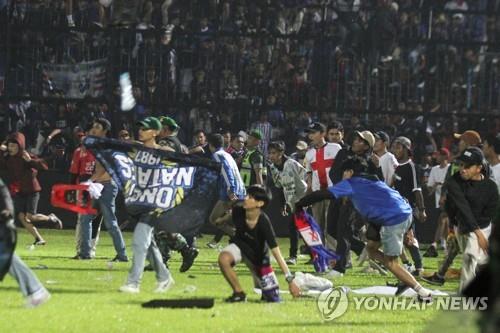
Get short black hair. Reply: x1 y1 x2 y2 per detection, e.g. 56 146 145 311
341 157 369 175
194 129 206 136
94 118 111 132
208 133 224 149
327 121 344 132
247 184 271 208
268 141 285 152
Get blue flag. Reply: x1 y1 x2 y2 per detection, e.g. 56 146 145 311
294 210 341 273
83 136 220 236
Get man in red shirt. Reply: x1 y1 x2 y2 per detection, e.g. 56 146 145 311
69 129 101 259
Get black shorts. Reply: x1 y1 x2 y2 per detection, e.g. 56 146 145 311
366 223 381 242
14 192 40 215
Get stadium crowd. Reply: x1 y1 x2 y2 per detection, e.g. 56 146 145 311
0 3 499 331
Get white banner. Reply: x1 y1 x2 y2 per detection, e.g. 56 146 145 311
41 59 107 98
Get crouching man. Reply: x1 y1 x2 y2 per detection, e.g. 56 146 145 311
218 185 300 302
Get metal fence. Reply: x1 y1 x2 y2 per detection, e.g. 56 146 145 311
2 2 500 118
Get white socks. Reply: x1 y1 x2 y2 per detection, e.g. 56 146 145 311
414 283 431 297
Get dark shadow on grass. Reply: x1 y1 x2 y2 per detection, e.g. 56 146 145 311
21 256 82 260
46 288 100 294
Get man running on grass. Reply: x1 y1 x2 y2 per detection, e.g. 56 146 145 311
218 185 300 302
295 157 433 301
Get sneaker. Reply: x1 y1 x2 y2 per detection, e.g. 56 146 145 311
421 272 445 286
72 254 91 260
154 278 175 293
180 247 199 273
48 213 63 229
423 245 438 258
285 257 297 265
225 291 247 303
206 241 218 249
119 284 140 294
33 239 46 246
25 288 51 308
110 255 129 263
394 282 410 296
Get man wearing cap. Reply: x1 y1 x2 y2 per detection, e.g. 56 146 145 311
305 122 342 241
240 130 267 188
158 116 182 153
120 116 174 294
139 117 200 273
268 141 307 265
423 130 482 285
391 136 426 277
423 148 450 258
372 131 398 186
327 130 382 274
443 147 498 292
78 118 128 261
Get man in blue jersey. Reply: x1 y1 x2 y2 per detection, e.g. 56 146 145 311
295 157 433 301
208 134 247 236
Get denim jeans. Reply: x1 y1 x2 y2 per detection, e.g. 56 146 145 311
9 254 44 297
127 222 171 286
80 181 127 259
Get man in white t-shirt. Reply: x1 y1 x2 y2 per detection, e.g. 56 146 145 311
372 131 398 185
304 122 341 237
423 148 450 258
483 134 500 192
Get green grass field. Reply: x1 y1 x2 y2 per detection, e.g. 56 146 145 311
0 229 481 333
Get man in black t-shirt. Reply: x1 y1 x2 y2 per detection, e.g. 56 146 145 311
218 185 300 302
392 136 426 277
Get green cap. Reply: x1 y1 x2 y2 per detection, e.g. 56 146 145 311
159 116 179 130
249 129 263 140
137 117 162 131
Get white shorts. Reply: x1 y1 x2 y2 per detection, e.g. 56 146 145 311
222 243 261 288
222 243 243 265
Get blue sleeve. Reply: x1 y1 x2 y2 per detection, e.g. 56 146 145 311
328 180 353 198
220 155 238 193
